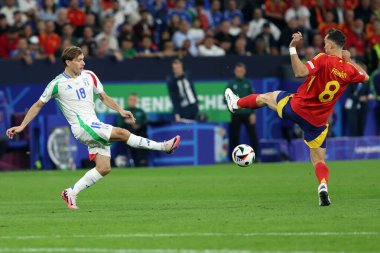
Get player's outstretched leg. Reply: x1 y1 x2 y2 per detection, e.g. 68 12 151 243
110 128 180 154
225 88 280 113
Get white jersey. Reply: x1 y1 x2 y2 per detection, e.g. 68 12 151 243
40 70 104 128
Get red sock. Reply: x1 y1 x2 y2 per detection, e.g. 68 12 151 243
315 162 329 184
237 94 262 109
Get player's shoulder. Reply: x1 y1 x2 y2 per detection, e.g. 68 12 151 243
313 53 327 60
47 73 65 87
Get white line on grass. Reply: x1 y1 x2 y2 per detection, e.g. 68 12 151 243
0 232 378 240
0 249 364 253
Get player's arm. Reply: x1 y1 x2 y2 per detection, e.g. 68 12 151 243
289 32 309 78
6 100 45 139
342 50 370 82
97 92 136 123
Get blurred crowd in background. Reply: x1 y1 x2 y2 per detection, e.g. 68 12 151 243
0 0 379 71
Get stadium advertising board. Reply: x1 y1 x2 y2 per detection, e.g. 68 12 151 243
94 82 230 122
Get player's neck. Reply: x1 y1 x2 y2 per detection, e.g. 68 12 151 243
64 68 79 78
330 50 342 59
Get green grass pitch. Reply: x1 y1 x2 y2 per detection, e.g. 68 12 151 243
0 160 379 253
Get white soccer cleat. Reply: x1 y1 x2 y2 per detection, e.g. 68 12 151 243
163 135 181 154
318 183 331 206
224 88 239 113
61 188 79 209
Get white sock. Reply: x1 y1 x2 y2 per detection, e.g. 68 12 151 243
71 168 103 194
127 133 163 151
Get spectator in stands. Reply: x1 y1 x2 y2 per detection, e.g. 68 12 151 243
194 2 210 29
346 18 367 59
167 12 181 35
167 0 192 24
9 37 34 64
95 19 119 51
188 17 205 48
341 9 355 35
61 22 78 45
371 62 380 135
279 17 299 55
264 0 288 30
97 37 123 61
120 38 137 59
345 63 370 136
38 0 58 22
309 0 327 31
233 36 251 56
122 0 140 25
21 23 34 42
226 62 259 158
198 35 225 56
78 25 97 56
166 58 199 122
224 0 243 23
161 40 178 57
13 11 26 31
115 93 148 167
133 9 154 42
331 0 345 25
215 20 237 51
284 0 310 29
0 26 20 59
254 22 279 55
302 46 316 62
137 35 160 57
318 11 339 37
39 20 61 62
67 0 86 27
0 14 9 36
83 0 100 14
247 8 281 42
229 15 241 37
172 19 197 56
55 8 69 36
354 0 372 24
102 0 126 34
209 0 223 29
18 0 38 15
0 0 18 26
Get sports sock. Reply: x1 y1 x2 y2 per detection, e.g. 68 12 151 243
71 168 103 194
314 162 329 184
127 133 163 151
237 94 263 109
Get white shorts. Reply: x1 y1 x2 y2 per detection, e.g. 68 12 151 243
72 121 113 159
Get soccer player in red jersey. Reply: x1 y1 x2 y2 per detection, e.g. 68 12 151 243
225 29 369 206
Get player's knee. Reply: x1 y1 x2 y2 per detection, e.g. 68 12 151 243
98 164 111 176
115 128 130 141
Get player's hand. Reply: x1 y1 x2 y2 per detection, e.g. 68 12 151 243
289 31 303 48
342 50 351 61
119 110 136 123
6 126 24 139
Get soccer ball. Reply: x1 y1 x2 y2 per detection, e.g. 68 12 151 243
232 144 255 167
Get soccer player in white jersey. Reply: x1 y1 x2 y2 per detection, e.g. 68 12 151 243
6 46 181 209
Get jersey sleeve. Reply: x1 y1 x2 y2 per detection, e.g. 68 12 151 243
304 53 327 76
39 80 57 103
85 70 104 94
349 64 366 83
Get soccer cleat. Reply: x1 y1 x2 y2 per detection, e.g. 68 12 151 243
61 188 78 209
224 88 239 113
163 135 181 154
318 183 331 206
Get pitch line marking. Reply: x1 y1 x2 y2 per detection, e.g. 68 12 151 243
0 249 368 253
0 232 378 240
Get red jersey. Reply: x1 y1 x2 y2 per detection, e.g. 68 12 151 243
290 53 366 127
